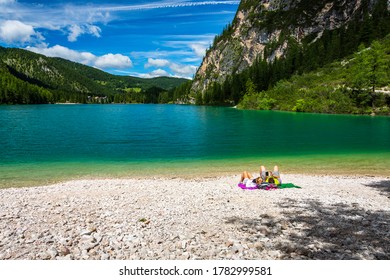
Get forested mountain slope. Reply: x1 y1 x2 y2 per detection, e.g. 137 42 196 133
0 47 188 104
173 0 389 114
239 35 390 115
193 0 389 93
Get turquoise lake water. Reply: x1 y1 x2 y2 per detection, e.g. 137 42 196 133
1 104 389 187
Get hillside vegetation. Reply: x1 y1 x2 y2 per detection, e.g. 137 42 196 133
0 47 188 104
238 36 390 115
175 0 390 115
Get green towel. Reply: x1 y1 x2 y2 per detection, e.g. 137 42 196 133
279 183 301 189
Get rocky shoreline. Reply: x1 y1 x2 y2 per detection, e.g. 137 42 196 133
0 174 389 260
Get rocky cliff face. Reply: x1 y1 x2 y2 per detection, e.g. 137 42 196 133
192 0 382 93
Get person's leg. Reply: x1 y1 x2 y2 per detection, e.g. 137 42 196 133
273 165 280 177
260 166 266 180
273 165 281 184
241 171 253 182
240 172 246 182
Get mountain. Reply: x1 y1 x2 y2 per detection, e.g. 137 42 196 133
0 47 188 104
189 0 390 107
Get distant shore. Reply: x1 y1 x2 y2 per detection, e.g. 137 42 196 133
54 102 80 105
0 173 389 260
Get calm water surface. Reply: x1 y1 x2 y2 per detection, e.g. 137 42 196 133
1 104 389 187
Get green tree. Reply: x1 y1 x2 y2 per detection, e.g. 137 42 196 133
350 41 389 94
292 99 307 112
245 78 257 96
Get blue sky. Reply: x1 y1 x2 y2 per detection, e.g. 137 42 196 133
0 0 239 78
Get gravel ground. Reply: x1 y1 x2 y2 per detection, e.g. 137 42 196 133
0 173 389 260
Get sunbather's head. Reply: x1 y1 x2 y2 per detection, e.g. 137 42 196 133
256 177 263 184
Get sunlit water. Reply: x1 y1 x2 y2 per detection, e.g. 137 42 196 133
1 104 389 187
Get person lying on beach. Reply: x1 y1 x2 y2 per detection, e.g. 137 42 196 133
260 165 282 185
240 171 262 188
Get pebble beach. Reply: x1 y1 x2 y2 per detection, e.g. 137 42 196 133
0 173 389 260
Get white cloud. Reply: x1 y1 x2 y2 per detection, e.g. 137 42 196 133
95 53 132 69
26 45 132 70
156 35 213 60
190 43 207 58
145 58 170 68
26 45 96 65
0 20 42 44
139 69 170 78
169 63 197 77
144 57 197 78
132 50 193 59
136 38 209 67
68 24 102 42
87 25 102 38
101 1 240 12
68 25 83 42
0 1 107 42
0 0 15 4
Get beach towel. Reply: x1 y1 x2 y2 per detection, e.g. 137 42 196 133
238 183 301 190
278 183 301 189
238 183 258 190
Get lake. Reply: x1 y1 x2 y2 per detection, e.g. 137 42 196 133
1 104 389 187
